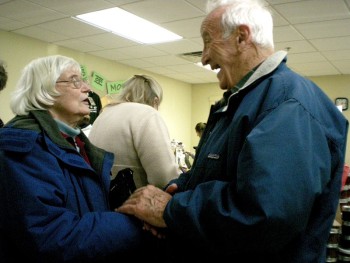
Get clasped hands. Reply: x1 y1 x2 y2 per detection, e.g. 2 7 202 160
117 183 178 238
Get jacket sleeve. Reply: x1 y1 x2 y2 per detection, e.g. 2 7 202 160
0 130 149 262
163 99 344 253
165 171 191 191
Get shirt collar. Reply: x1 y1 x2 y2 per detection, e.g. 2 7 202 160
217 50 288 112
54 119 80 137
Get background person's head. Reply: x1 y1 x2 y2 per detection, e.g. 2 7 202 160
0 61 8 91
195 122 207 138
110 74 163 110
10 55 91 126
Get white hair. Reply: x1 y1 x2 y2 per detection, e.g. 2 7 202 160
10 55 81 116
206 0 274 49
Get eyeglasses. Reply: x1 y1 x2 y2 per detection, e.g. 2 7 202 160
56 77 90 89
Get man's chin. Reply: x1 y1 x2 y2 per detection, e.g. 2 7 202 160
219 81 228 90
217 74 227 90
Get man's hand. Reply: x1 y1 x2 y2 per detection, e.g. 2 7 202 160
117 184 172 228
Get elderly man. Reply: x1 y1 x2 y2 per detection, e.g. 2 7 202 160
118 0 348 262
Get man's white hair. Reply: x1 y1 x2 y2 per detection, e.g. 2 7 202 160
205 0 274 49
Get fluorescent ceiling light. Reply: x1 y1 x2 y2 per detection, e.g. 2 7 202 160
196 62 220 73
75 7 182 44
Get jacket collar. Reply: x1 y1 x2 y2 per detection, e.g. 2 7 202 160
219 50 288 113
240 50 287 92
26 110 74 149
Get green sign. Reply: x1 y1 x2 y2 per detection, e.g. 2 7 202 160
107 81 124 94
91 71 106 91
80 65 88 81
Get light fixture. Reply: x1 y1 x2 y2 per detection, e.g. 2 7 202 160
195 62 220 73
75 7 182 44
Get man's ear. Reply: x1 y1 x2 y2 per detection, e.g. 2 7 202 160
237 25 250 44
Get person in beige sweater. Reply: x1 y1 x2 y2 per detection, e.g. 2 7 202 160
89 74 180 189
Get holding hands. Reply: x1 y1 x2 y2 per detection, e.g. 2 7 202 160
117 183 178 237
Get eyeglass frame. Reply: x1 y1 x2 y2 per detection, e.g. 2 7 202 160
56 76 90 89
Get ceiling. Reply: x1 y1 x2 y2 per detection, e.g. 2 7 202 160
1 0 350 84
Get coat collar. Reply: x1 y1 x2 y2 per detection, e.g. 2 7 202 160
31 110 75 149
219 50 288 113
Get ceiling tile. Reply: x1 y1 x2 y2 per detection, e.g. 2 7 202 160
78 33 137 49
275 40 316 53
152 39 202 55
53 39 104 52
0 0 65 24
295 19 350 39
115 45 167 58
88 49 131 61
292 61 340 76
117 58 158 69
287 52 327 64
142 55 190 67
322 50 350 61
332 60 350 74
0 17 27 31
28 0 114 16
310 36 350 51
122 0 204 23
14 26 69 42
274 25 304 42
163 17 204 38
273 0 349 24
37 17 106 38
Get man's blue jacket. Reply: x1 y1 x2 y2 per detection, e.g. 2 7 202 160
164 51 349 262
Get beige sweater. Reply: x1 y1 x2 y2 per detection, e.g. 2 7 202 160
89 102 180 188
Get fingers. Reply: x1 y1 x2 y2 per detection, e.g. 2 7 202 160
117 184 170 228
165 183 178 195
143 222 166 239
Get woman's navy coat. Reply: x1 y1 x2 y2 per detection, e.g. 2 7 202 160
0 110 150 262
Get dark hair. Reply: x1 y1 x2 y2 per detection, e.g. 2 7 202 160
0 62 8 91
195 122 207 133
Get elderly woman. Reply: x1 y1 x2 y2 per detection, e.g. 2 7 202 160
89 74 179 189
0 55 160 262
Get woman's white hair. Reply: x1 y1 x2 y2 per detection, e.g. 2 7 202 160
10 55 81 116
206 0 274 49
